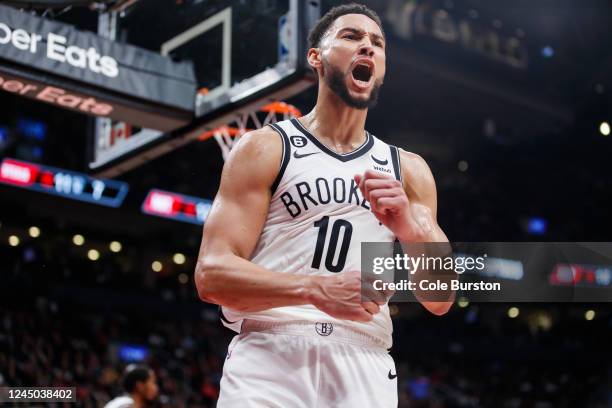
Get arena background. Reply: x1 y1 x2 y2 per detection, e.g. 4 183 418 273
1 0 611 407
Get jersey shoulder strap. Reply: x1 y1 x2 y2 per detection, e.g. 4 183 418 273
389 143 402 183
267 120 293 195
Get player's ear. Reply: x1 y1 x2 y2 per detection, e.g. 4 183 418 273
307 47 323 75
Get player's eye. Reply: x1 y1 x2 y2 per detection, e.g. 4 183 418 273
343 34 358 40
372 37 385 48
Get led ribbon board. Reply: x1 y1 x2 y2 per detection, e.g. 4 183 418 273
142 189 212 225
0 158 128 207
550 264 612 288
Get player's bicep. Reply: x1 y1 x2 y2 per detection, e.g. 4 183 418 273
399 149 448 242
202 185 270 259
199 129 282 260
399 149 438 219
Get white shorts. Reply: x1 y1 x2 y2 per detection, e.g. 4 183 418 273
217 320 398 408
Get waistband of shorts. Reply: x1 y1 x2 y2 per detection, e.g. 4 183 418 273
240 319 389 350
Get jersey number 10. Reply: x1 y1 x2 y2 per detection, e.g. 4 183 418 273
311 216 353 272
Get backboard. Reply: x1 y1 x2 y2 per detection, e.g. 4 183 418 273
88 0 319 176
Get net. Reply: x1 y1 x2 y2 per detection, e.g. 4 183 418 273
198 101 301 161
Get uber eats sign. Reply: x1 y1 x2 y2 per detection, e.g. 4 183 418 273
0 4 196 132
0 22 119 78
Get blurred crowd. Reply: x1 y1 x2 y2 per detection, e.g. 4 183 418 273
2 298 611 408
1 237 610 408
0 303 231 407
1 167 611 407
393 312 612 408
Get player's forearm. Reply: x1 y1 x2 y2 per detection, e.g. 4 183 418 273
195 253 313 312
399 225 455 316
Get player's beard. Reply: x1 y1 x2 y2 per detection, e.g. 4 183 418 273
323 60 382 110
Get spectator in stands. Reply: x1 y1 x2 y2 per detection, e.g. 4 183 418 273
104 364 159 408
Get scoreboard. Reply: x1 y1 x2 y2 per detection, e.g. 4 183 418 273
0 158 128 207
0 158 213 224
141 189 212 225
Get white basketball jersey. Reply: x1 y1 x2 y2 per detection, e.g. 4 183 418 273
221 119 402 348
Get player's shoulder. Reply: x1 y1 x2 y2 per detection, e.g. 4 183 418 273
221 125 285 186
103 396 134 408
396 148 436 192
225 125 285 166
397 148 429 170
232 125 283 155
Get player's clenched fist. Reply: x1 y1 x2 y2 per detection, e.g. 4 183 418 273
306 271 383 322
355 169 435 242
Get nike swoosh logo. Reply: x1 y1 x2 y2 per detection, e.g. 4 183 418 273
388 370 397 380
294 151 319 159
371 155 389 166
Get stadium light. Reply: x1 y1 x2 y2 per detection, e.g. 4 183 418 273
389 305 399 317
29 226 41 238
600 122 610 136
585 310 595 321
173 253 186 265
152 261 163 273
457 297 469 308
8 235 20 247
87 249 100 261
508 307 519 318
109 241 122 253
178 273 189 284
72 234 85 246
527 217 547 235
541 46 555 58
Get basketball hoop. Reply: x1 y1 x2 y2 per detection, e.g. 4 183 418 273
198 101 302 161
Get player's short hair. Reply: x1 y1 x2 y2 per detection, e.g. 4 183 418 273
122 364 151 393
308 3 385 49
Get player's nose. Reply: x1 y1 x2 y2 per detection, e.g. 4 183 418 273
358 42 375 58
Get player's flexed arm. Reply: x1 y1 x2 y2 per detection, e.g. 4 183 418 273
194 128 380 322
355 150 454 316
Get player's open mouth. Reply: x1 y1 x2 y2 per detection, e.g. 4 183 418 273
351 62 374 89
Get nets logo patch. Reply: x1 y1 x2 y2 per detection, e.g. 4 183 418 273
315 322 333 336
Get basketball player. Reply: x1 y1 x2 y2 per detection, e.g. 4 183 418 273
195 4 452 407
103 364 159 408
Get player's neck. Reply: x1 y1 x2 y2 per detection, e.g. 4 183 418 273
302 91 368 151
